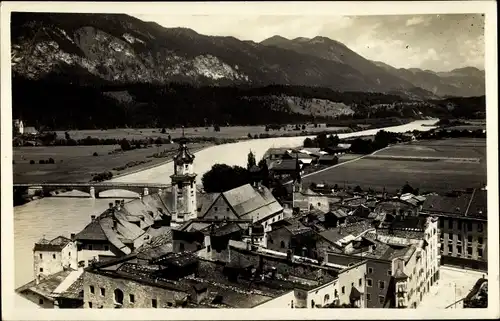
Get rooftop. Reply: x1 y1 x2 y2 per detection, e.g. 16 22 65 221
33 236 72 252
16 270 74 300
222 184 283 223
319 221 373 246
421 189 487 219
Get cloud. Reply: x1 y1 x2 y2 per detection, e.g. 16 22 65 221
132 13 485 72
406 16 425 26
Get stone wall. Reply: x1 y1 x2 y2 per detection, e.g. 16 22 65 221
83 271 189 309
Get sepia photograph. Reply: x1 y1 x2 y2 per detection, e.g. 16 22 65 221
1 1 498 320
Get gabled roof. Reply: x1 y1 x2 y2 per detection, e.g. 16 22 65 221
74 219 108 241
269 159 298 172
222 184 283 222
33 236 72 252
16 270 74 299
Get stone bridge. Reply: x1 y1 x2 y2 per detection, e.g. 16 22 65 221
13 183 171 199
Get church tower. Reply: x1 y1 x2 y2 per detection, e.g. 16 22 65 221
170 131 197 223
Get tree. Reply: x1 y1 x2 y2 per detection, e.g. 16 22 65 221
401 182 414 194
303 137 315 148
301 124 306 130
214 124 221 132
120 139 132 151
328 134 340 147
354 185 363 193
161 128 166 134
65 131 71 140
247 151 256 170
258 159 270 187
202 164 251 193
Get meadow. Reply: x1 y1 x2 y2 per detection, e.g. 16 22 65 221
13 143 210 184
56 124 349 141
301 138 487 194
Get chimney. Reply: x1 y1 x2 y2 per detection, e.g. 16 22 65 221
115 200 121 211
91 215 96 222
121 199 125 207
70 233 75 240
108 203 113 209
35 274 40 285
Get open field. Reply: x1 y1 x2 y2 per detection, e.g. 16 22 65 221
419 266 486 309
301 138 487 193
56 124 349 141
13 143 210 184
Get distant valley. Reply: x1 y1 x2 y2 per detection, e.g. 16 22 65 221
10 12 486 129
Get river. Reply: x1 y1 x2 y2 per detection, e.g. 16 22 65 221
12 119 438 306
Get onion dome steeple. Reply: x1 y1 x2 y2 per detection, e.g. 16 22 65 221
174 126 195 165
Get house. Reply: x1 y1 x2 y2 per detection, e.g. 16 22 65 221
372 199 420 220
23 126 39 136
199 183 284 234
263 148 290 161
269 159 301 181
16 268 84 308
283 151 315 166
323 146 350 156
13 119 24 135
317 154 339 166
33 236 78 277
419 188 487 270
325 214 440 309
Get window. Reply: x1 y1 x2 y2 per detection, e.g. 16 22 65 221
272 218 275 223
468 235 473 243
467 247 473 257
39 298 44 305
104 245 109 251
129 294 135 303
114 289 124 305
379 296 385 304
341 286 345 294
379 281 385 290
439 219 444 228
152 299 157 308
478 248 483 258
478 237 483 245
39 253 42 259
457 221 462 230
457 246 462 256
207 245 211 252
324 294 330 303
89 286 95 294
88 302 93 308
100 288 105 296
52 254 56 259
367 279 373 287
366 293 371 301
448 245 452 254
448 220 453 229
39 268 43 273
387 270 392 276
368 267 373 274
478 223 483 232
359 278 362 286
214 207 218 212
467 222 472 231
226 207 230 212
351 282 354 287
214 216 218 220
280 241 286 249
68 252 71 257
179 243 185 251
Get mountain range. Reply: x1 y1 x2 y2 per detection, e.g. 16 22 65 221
11 12 485 98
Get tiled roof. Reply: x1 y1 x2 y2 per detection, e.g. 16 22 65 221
201 222 244 237
134 231 173 260
34 235 71 252
197 193 220 216
319 221 373 245
269 159 298 171
74 219 107 241
465 189 487 218
421 193 473 217
223 184 282 223
16 270 73 298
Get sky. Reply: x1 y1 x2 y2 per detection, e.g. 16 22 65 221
132 13 484 72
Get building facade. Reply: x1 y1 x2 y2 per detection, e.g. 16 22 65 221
33 236 78 277
420 189 487 271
